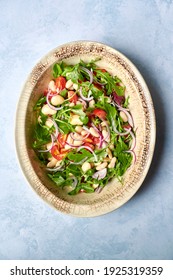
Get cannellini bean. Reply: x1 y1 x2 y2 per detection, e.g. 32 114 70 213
47 158 58 168
89 100 95 108
45 119 53 128
64 134 73 150
93 183 99 189
108 157 117 168
55 160 62 167
66 79 73 89
41 104 56 115
81 129 88 136
46 142 53 150
38 116 41 123
109 143 114 150
102 129 110 142
48 80 56 92
75 125 83 133
120 111 128 122
102 141 107 148
106 148 112 159
103 157 111 162
76 101 82 105
73 133 83 140
96 162 108 171
82 162 91 173
69 102 75 107
89 127 100 137
51 95 64 106
101 120 109 127
73 83 78 90
69 114 83 125
73 140 83 146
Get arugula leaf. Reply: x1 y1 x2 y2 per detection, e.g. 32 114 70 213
56 119 74 134
32 123 51 149
53 62 64 78
67 149 92 162
33 96 46 110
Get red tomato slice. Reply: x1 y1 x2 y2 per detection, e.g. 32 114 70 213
93 108 107 119
68 91 78 104
83 137 93 143
55 76 66 90
51 145 67 160
57 133 67 148
92 136 100 144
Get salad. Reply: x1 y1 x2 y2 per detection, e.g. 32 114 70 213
32 59 136 195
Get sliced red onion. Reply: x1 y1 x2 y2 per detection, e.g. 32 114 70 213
79 87 93 101
112 122 131 136
100 118 110 142
77 146 98 161
65 141 84 148
46 162 64 172
83 126 91 134
125 150 136 164
91 122 101 134
78 98 87 109
70 132 89 141
129 130 136 151
48 118 59 138
46 91 64 111
119 108 134 127
69 157 88 165
38 134 54 153
94 186 103 193
92 168 107 180
80 66 93 84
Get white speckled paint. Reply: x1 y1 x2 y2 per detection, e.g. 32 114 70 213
0 0 173 260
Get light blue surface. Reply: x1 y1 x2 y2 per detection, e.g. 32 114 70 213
0 0 173 260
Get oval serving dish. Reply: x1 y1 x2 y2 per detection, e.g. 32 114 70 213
15 41 156 217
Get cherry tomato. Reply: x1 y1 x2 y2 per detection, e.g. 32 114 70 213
68 91 78 104
57 133 67 148
55 76 66 90
93 108 107 119
83 137 93 143
51 145 67 160
92 136 100 144
51 145 60 159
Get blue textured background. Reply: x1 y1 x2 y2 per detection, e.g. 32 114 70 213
0 0 173 260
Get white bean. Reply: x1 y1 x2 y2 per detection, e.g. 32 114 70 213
66 79 73 89
48 80 56 92
96 162 108 171
51 95 64 106
73 83 78 90
120 111 128 122
75 126 83 133
102 129 110 142
89 127 100 137
89 100 95 108
47 158 58 168
82 162 91 173
45 119 53 128
108 157 117 168
81 129 88 136
106 148 112 159
69 114 83 125
41 104 56 115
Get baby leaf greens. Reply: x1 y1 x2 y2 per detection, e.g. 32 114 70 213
32 59 136 195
